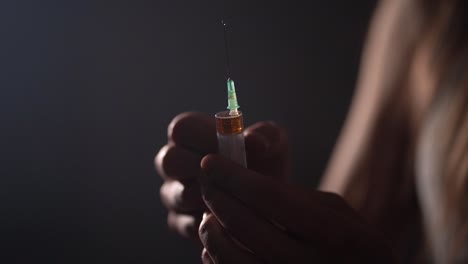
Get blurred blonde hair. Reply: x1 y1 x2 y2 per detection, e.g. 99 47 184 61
418 0 468 261
321 0 467 262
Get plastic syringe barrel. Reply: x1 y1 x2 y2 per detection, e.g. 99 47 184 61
215 111 247 167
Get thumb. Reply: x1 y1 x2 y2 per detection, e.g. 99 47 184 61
244 121 290 180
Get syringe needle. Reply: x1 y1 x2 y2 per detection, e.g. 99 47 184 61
222 20 231 79
215 19 247 167
221 19 239 115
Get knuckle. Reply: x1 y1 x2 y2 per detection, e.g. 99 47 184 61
198 213 216 240
161 181 203 212
155 145 171 178
159 182 173 209
160 181 184 210
199 216 225 264
168 112 197 140
168 211 200 239
155 145 177 179
198 215 210 238
205 206 237 236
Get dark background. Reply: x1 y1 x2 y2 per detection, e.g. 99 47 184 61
0 0 376 263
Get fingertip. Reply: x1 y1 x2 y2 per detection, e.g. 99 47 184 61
200 154 220 173
244 121 287 157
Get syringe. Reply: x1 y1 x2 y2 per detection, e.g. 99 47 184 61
215 21 247 167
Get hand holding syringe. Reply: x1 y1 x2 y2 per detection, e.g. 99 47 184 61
154 19 394 264
155 20 289 240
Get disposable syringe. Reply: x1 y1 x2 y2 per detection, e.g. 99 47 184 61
215 21 247 167
215 79 247 167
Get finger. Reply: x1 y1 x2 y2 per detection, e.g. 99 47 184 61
167 211 203 243
155 144 203 181
199 176 306 264
244 121 290 180
201 154 347 241
160 181 206 213
199 213 260 264
168 112 217 154
244 121 289 158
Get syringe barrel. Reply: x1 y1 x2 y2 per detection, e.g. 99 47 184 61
215 111 247 167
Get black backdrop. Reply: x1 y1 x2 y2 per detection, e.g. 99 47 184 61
0 0 376 263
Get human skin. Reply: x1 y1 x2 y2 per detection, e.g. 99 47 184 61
156 0 467 261
155 113 290 242
155 113 396 263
